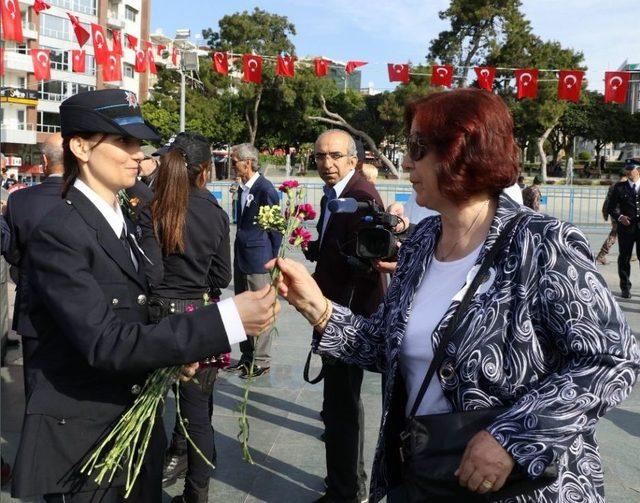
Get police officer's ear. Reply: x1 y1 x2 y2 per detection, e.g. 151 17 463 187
69 136 92 164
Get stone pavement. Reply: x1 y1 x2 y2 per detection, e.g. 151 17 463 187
1 228 639 502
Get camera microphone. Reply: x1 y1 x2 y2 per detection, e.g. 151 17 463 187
327 198 370 213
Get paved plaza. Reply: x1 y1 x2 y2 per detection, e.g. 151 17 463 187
1 228 639 502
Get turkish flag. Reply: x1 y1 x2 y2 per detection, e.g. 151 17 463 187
1 0 24 42
474 66 496 91
67 13 90 47
156 44 166 56
143 41 156 74
345 60 366 74
102 52 122 82
431 65 454 87
276 55 295 78
171 47 178 66
91 23 109 64
126 33 138 49
557 70 584 102
33 0 51 14
515 68 539 99
387 63 410 83
134 49 147 72
31 48 51 81
314 58 329 77
212 52 228 74
111 30 123 56
71 49 85 73
604 71 631 104
243 54 262 83
0 47 5 76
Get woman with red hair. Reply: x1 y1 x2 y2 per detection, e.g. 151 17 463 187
267 89 639 502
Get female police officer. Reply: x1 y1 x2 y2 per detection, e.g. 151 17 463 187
10 89 277 502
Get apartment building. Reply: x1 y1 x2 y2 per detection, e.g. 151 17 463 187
1 0 151 182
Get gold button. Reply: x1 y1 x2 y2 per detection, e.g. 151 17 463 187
111 298 119 306
137 294 147 305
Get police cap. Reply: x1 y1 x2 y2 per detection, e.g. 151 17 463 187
153 132 211 166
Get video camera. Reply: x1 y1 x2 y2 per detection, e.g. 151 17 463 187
328 198 410 260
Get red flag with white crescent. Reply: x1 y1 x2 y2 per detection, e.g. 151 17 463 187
1 0 24 42
430 65 454 87
67 13 90 47
243 54 262 83
604 71 631 104
345 60 367 74
91 23 109 64
557 70 584 102
111 29 123 56
212 52 228 74
474 66 496 91
156 44 166 56
276 55 295 78
515 68 539 99
314 58 329 77
387 63 409 83
33 0 51 14
134 49 147 73
31 48 51 81
126 33 138 49
102 51 122 82
144 41 157 74
71 49 86 73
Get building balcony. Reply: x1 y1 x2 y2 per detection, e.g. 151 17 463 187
22 22 38 39
37 124 61 133
3 50 32 73
1 123 38 145
107 13 125 29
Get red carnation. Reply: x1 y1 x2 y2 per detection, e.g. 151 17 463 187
289 227 312 250
279 179 300 192
295 203 316 221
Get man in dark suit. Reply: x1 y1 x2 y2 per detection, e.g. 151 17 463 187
304 130 385 503
3 133 66 388
226 143 282 378
607 158 640 298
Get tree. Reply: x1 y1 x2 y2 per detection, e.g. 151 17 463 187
580 91 630 161
428 0 529 87
203 8 296 145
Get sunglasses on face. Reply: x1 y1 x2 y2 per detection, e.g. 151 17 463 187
407 132 428 162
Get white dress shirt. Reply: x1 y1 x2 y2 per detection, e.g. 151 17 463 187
629 179 640 193
73 178 246 345
240 171 260 214
321 168 356 239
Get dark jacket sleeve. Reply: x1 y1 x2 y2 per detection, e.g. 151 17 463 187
207 208 232 290
607 184 623 222
28 219 231 372
0 215 10 257
3 194 22 265
137 203 164 289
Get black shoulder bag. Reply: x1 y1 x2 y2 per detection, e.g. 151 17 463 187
399 213 558 502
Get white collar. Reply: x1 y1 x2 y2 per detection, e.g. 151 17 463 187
47 173 63 178
240 171 260 191
331 169 355 199
628 179 639 189
74 178 127 239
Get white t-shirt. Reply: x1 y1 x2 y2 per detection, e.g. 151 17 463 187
400 244 483 417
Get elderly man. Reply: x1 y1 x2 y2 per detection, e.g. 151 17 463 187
304 129 385 503
226 143 281 378
3 133 66 390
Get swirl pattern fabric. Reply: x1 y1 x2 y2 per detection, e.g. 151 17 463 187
313 194 640 503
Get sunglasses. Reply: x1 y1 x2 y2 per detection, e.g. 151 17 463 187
407 132 428 162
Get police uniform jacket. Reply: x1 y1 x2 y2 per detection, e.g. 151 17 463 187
12 186 231 498
607 180 640 231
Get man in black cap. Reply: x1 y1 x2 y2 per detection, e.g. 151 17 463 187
607 158 640 298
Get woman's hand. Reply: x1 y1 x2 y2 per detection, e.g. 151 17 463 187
455 430 515 494
265 257 327 324
179 362 199 382
233 284 280 336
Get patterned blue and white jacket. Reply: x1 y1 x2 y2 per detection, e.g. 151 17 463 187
314 194 640 503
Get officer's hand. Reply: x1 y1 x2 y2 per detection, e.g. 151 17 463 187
619 215 631 226
179 362 199 382
372 259 397 274
233 285 280 336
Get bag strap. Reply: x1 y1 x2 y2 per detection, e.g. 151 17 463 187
407 212 526 422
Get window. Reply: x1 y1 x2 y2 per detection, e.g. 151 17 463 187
123 63 134 79
125 5 137 22
84 54 96 76
17 76 26 88
15 43 28 54
37 111 61 133
17 110 25 125
40 13 71 41
40 80 66 101
42 46 70 71
49 0 97 16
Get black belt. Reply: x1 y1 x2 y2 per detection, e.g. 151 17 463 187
148 296 206 323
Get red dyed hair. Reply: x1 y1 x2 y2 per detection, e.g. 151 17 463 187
404 89 519 203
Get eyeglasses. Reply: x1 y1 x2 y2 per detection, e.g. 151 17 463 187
313 152 350 162
407 133 428 162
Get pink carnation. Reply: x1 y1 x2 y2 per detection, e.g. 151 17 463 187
184 303 196 313
279 180 300 192
289 227 312 250
295 203 316 221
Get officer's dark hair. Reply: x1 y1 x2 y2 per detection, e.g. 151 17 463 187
61 133 107 197
151 148 211 254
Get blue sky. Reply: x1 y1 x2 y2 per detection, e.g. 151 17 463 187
151 0 639 92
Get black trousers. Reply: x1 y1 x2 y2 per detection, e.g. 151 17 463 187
323 358 367 502
617 225 640 291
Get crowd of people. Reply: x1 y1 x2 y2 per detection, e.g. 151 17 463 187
0 87 638 503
